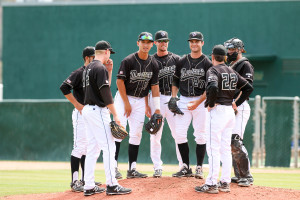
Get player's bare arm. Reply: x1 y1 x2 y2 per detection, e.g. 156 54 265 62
104 58 113 86
145 94 151 118
151 84 161 115
116 79 132 117
107 103 121 126
64 93 84 114
171 85 179 98
187 91 207 110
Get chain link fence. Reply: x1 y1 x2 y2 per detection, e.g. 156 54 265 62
248 96 300 168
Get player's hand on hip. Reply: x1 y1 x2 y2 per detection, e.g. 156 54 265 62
75 103 84 114
232 102 238 115
187 100 200 110
124 102 132 117
104 59 113 72
145 105 151 118
207 105 216 112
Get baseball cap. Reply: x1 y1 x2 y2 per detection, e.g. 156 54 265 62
95 40 115 54
82 46 95 58
138 32 154 42
210 44 227 56
188 31 204 41
155 30 169 41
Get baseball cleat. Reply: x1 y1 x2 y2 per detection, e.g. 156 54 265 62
126 169 148 178
217 181 230 192
106 185 132 195
231 176 239 183
70 180 84 192
153 169 162 178
84 185 106 196
172 164 194 177
195 184 219 194
194 166 204 179
238 178 251 187
115 167 123 179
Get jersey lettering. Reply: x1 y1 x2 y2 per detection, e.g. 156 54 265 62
83 69 91 88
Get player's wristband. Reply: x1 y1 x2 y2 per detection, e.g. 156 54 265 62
153 97 160 110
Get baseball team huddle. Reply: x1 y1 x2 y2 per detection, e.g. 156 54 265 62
60 30 254 196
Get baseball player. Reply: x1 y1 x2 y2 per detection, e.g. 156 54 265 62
146 30 183 177
195 45 253 194
114 32 161 179
170 32 212 178
60 46 100 192
82 40 131 196
224 38 254 187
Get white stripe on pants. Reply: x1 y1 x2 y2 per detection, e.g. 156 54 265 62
82 105 118 189
205 105 235 185
232 101 250 139
71 108 87 158
148 93 183 170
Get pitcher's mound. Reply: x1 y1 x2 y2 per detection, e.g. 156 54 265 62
3 177 300 200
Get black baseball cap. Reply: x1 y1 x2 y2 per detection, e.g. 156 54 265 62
95 40 115 54
210 44 227 56
82 46 95 58
155 30 169 41
188 31 204 41
138 32 154 42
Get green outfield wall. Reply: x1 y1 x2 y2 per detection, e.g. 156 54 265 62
2 1 300 99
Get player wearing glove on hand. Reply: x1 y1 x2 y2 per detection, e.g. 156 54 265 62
169 32 212 178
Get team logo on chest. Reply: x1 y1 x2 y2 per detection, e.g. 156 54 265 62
180 68 205 79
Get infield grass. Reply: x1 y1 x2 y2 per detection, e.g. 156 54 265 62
1 166 300 197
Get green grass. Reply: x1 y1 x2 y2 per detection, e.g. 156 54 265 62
1 168 300 197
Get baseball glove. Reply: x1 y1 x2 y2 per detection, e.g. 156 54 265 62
110 121 128 140
168 97 184 115
145 113 163 135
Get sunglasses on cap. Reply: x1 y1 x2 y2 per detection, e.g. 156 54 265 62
140 35 153 40
157 40 169 43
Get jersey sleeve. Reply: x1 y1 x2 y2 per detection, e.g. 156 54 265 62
150 58 159 85
94 67 110 90
240 61 254 84
117 58 130 81
206 67 218 86
59 69 80 95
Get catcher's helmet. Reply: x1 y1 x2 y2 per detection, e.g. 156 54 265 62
224 38 246 53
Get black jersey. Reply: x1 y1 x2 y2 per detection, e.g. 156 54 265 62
60 66 85 104
153 52 180 95
206 64 248 105
229 57 254 99
117 52 159 97
82 60 111 107
174 54 212 97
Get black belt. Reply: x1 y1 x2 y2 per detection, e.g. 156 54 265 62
161 91 172 96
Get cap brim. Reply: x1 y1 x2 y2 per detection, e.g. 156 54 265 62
109 48 115 54
188 38 203 41
156 38 170 41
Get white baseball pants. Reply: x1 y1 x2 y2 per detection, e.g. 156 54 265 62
71 108 87 158
82 105 118 190
148 93 183 170
205 105 235 185
174 95 207 145
233 101 251 139
114 91 146 145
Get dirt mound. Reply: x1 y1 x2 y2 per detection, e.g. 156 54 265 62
3 177 300 200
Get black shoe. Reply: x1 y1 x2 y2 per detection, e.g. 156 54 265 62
127 169 148 178
70 180 84 192
115 167 123 179
106 185 132 195
238 178 251 187
231 176 239 183
217 181 230 192
195 184 219 194
84 185 105 196
172 164 194 177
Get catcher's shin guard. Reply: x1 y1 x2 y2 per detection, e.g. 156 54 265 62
231 134 251 179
